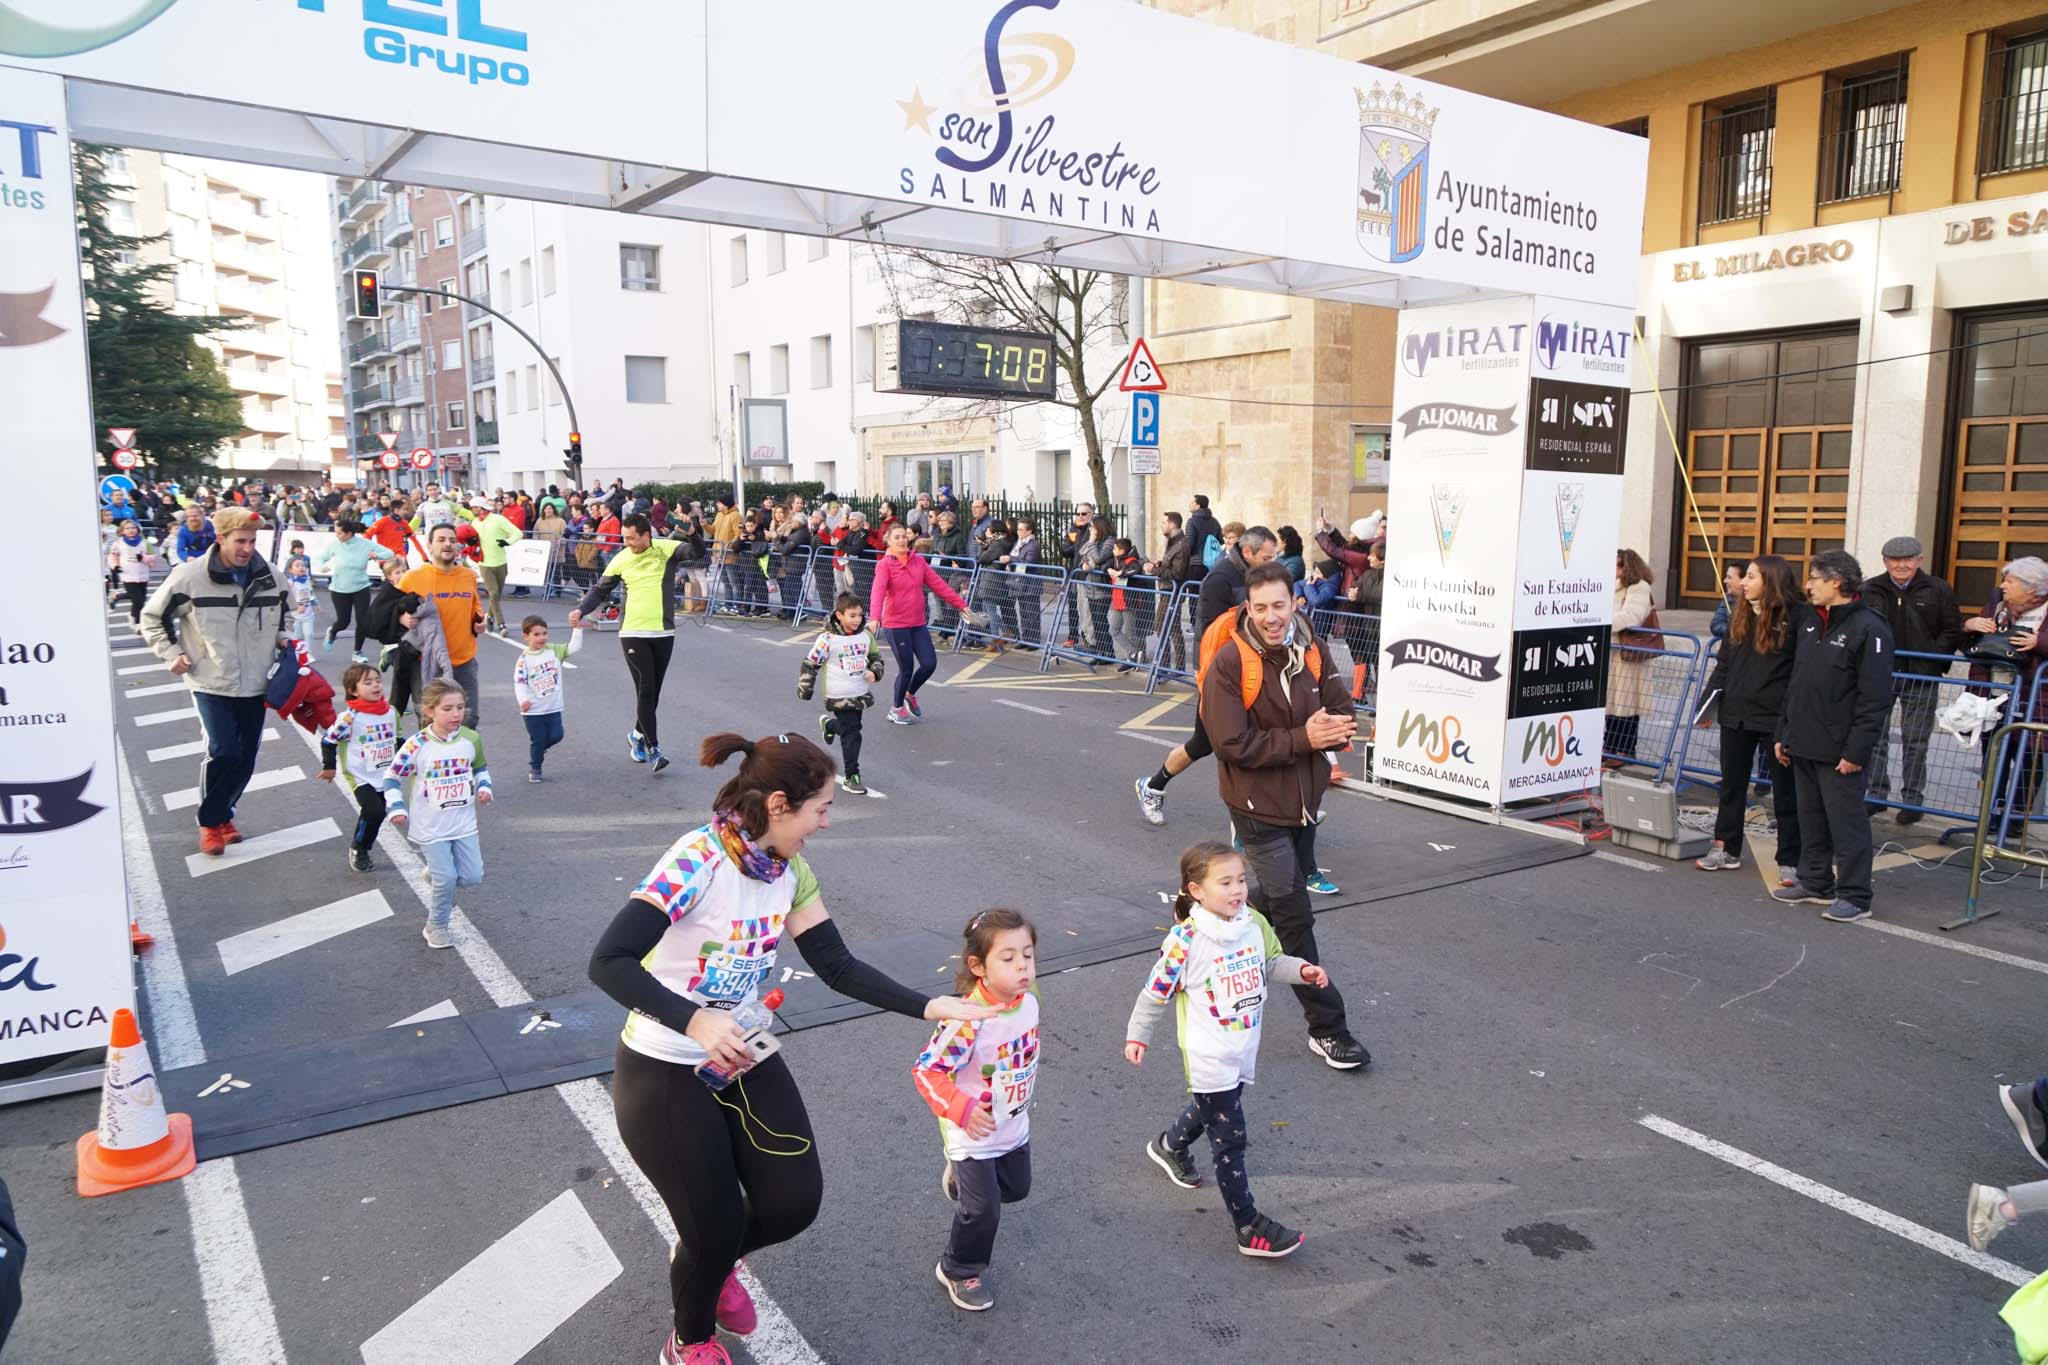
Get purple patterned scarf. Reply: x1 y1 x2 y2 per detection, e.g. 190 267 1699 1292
714 809 788 883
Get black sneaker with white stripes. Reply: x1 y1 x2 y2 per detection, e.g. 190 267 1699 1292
1145 1132 1200 1188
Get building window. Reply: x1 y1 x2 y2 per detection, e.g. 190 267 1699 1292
441 339 462 370
1350 426 1390 492
447 401 466 429
855 324 875 383
525 364 539 411
733 352 752 398
625 355 667 404
728 234 748 286
1982 23 2048 176
541 246 557 296
767 232 786 274
518 258 533 305
620 244 661 291
1698 90 1775 227
503 370 519 411
1819 55 1908 203
810 334 833 389
497 267 512 301
434 215 454 247
807 235 829 262
420 291 435 315
769 343 790 395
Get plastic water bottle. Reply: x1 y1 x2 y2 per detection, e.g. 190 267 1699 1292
694 989 784 1091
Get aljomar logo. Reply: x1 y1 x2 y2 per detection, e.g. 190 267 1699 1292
897 0 1165 233
1397 402 1517 438
0 0 178 57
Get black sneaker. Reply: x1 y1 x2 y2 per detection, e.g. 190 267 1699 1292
1999 1084 2048 1171
1895 808 1923 826
1145 1132 1201 1189
1308 1031 1370 1071
1235 1212 1305 1259
650 749 671 775
1770 882 1832 906
817 712 836 747
934 1262 993 1311
348 847 375 873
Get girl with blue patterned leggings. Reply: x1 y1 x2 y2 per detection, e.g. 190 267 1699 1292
1124 841 1331 1259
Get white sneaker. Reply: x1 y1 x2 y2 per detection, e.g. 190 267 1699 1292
1134 777 1166 827
887 706 913 726
422 922 454 949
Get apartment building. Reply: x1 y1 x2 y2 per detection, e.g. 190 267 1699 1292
1159 0 2048 608
112 150 345 480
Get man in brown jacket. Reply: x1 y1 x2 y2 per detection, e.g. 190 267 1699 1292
1202 561 1370 1071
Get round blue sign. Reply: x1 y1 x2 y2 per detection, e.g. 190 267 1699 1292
98 474 137 504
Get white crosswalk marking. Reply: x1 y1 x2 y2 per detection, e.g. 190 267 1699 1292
164 766 305 812
119 662 168 676
134 706 197 727
217 889 393 975
110 645 154 657
357 1190 622 1365
184 818 340 879
124 680 189 698
388 999 459 1027
147 729 278 763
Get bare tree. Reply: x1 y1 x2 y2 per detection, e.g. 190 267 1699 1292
879 248 1127 510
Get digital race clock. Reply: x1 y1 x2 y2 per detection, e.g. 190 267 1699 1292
874 319 1057 401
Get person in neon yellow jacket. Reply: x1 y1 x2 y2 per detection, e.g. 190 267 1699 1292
470 494 525 634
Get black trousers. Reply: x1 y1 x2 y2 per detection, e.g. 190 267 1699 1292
1867 676 1940 805
349 784 386 852
1230 813 1348 1035
1791 756 1874 910
1713 727 1801 867
1165 1086 1255 1227
941 1143 1032 1279
329 586 372 652
122 579 148 624
612 1045 822 1345
825 704 865 776
620 635 675 748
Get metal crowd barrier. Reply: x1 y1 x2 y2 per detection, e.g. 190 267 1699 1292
1305 604 1383 718
1042 571 1175 676
1146 581 1203 689
955 562 1067 656
1605 630 1707 785
925 553 980 642
1960 717 2048 929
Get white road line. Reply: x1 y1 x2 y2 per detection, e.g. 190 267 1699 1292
148 730 278 764
117 750 288 1365
358 1190 622 1365
705 623 734 633
388 999 459 1027
123 680 189 698
184 818 340 879
994 698 1058 716
110 645 155 657
134 706 197 727
216 889 393 976
164 765 304 812
119 662 168 676
107 634 142 644
1118 730 1180 749
1593 850 1664 872
279 721 827 1365
1638 1114 2035 1286
1855 920 2048 977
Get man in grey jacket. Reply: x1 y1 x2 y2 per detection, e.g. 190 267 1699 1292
139 506 289 856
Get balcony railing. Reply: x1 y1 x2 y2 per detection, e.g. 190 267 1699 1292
1698 92 1776 228
229 364 290 396
462 291 493 322
1981 27 2048 177
385 314 421 349
340 180 385 221
349 330 389 364
473 417 499 445
351 381 395 408
342 233 390 268
1818 56 1908 204
216 280 280 317
392 375 424 405
384 208 415 245
353 432 390 454
460 223 487 258
469 352 495 384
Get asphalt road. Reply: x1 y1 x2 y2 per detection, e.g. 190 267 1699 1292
7 599 2048 1364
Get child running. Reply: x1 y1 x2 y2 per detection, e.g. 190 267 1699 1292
383 678 492 949
513 614 584 782
913 909 1040 1312
1125 840 1331 1259
318 662 400 873
798 591 885 797
284 553 317 644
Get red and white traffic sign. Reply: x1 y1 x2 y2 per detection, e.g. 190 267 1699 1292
107 427 137 450
378 431 400 452
410 447 434 470
1117 336 1166 393
377 449 402 471
110 449 138 471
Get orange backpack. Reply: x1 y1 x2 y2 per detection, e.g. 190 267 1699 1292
1195 607 1322 713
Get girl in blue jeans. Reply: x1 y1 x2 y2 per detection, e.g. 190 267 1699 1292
385 680 492 949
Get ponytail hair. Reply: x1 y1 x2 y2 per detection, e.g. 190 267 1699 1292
1173 840 1241 921
699 731 837 837
953 907 1036 994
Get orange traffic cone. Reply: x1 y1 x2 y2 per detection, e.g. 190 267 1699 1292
76 1008 195 1198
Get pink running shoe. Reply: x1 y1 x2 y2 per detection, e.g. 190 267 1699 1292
905 693 923 718
658 1333 731 1364
715 1263 758 1335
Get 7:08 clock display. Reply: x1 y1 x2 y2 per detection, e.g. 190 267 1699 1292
875 319 1057 400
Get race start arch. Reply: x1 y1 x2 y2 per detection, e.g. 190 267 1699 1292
0 0 1645 1082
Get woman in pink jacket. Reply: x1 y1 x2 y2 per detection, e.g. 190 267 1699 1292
869 525 972 725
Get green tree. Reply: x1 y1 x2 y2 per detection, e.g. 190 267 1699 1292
74 144 246 481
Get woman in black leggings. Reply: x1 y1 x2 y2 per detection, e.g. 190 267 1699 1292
589 731 992 1364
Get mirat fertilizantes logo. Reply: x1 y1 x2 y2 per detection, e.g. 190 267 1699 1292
895 0 1165 234
0 0 179 58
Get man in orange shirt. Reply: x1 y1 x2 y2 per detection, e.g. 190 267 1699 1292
366 497 416 568
398 523 484 725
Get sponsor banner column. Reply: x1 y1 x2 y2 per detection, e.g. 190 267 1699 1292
1373 297 1534 804
1503 301 1635 797
0 69 130 1067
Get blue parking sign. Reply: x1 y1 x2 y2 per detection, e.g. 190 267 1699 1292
1130 391 1160 448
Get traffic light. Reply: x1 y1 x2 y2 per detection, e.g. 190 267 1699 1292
564 431 583 477
351 270 382 321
